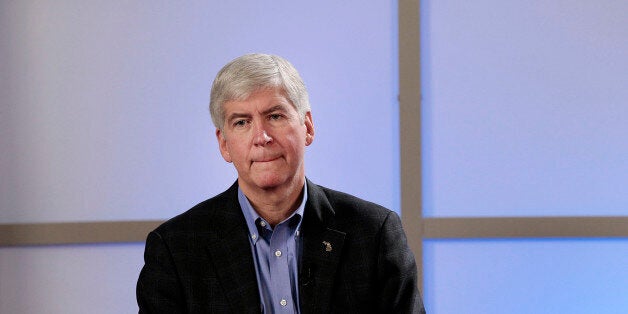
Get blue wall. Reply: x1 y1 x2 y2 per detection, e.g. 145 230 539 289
1 1 626 313
0 1 400 224
0 1 398 312
421 1 628 313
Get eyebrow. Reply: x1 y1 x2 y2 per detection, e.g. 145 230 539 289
261 104 289 115
225 104 289 124
226 112 251 123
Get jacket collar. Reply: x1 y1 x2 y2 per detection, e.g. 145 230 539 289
204 181 261 313
299 178 347 314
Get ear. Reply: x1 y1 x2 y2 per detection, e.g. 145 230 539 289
304 111 315 146
216 128 232 163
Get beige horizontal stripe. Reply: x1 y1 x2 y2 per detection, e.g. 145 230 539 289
0 220 164 246
423 216 628 239
1 217 627 247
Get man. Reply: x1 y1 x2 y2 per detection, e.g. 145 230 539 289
137 53 425 313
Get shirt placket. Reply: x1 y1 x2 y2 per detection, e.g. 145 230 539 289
269 223 294 312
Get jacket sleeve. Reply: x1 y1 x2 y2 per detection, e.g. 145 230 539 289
376 211 426 314
136 231 186 314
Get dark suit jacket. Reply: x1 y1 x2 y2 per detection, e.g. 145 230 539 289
137 179 425 313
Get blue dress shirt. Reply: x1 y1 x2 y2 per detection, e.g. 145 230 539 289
238 182 307 314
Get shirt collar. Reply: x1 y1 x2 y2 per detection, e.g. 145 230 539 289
238 181 308 245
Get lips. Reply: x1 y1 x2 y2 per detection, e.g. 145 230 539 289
252 155 281 163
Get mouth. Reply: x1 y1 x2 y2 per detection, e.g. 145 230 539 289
253 156 281 163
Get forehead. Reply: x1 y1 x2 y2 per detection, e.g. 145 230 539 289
223 88 295 113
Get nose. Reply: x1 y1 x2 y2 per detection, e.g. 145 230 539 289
253 128 273 146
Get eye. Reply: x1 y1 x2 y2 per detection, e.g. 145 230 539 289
233 119 248 128
269 113 283 121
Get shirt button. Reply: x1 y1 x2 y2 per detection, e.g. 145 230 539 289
280 299 287 307
251 234 257 240
259 221 266 227
275 250 282 257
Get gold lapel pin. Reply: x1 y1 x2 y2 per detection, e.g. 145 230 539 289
322 241 332 252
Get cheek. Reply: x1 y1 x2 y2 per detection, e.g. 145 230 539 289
286 136 307 158
226 142 248 165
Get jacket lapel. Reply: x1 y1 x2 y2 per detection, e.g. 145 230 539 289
299 180 347 314
205 183 261 313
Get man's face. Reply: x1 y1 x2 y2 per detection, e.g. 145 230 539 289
216 88 314 193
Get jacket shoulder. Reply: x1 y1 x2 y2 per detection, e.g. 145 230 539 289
314 184 395 230
151 184 238 237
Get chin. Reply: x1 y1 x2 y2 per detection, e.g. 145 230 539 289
252 174 293 190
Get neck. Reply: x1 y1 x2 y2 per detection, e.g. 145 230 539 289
239 177 305 227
